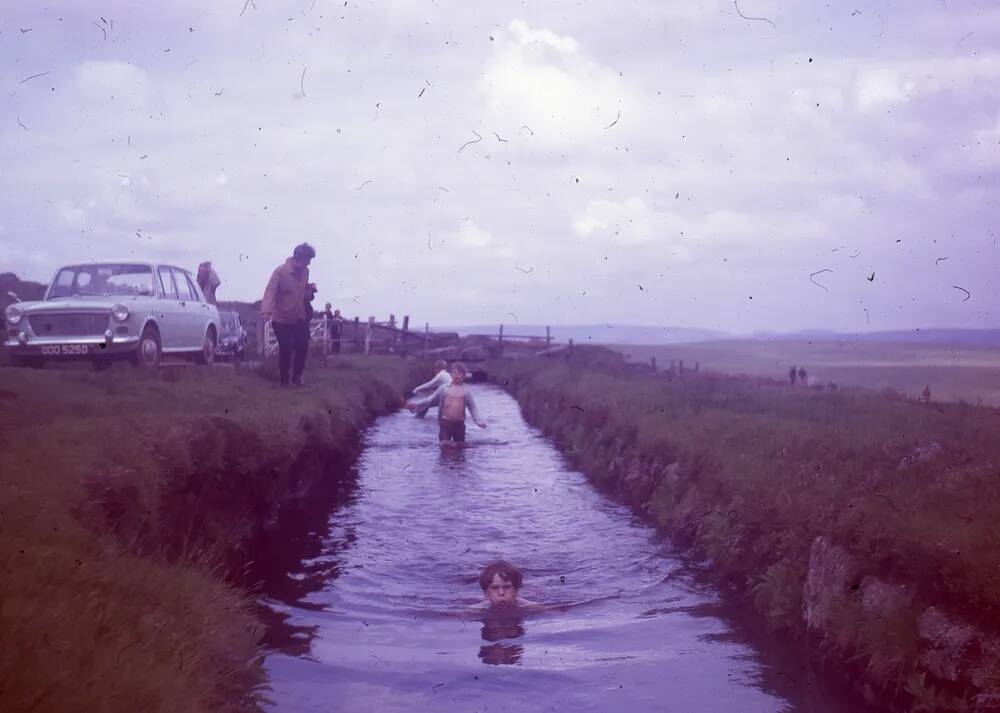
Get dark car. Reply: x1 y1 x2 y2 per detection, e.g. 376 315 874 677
217 310 247 361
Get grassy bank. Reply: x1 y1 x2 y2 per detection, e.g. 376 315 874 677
0 357 423 713
491 352 1000 711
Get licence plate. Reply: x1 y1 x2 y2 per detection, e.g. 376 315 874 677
40 344 90 355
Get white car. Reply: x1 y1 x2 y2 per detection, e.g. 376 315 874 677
3 261 220 370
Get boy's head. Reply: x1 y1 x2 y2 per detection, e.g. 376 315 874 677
434 359 448 373
479 561 522 608
450 362 468 384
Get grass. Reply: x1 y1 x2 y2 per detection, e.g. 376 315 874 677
490 351 1000 701
613 339 1000 406
0 357 423 713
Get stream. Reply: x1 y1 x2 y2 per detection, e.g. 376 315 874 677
256 384 873 713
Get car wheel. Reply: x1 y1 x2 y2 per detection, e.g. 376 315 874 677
92 359 113 372
131 326 162 369
195 329 216 366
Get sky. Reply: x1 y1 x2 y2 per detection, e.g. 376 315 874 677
1 0 997 334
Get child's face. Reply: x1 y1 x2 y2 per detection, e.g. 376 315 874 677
450 368 465 384
484 573 519 608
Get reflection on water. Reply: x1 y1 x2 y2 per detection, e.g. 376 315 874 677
257 385 877 713
478 614 526 666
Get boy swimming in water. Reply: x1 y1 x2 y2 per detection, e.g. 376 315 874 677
406 362 486 443
409 360 452 418
472 561 542 612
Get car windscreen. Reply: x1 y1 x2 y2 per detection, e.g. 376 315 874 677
219 312 237 329
48 264 155 299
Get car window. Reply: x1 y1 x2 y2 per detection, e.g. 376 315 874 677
174 270 195 301
48 264 154 299
158 267 178 300
182 273 203 302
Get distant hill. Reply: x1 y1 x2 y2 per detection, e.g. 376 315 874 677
755 328 1000 348
446 324 730 346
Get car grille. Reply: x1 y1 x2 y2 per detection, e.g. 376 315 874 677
28 313 109 337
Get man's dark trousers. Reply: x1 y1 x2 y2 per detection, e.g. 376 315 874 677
273 321 308 384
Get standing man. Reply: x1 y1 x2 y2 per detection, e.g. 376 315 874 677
197 261 221 304
329 308 344 354
261 243 315 387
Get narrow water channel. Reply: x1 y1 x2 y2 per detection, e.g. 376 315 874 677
257 385 872 713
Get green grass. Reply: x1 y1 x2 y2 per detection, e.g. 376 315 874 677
0 357 422 713
491 354 1000 696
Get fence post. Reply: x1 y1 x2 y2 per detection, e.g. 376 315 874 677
353 316 361 349
424 322 429 359
568 338 574 358
651 356 657 372
546 325 551 348
365 316 374 356
679 359 684 375
257 312 265 357
695 361 700 373
401 315 410 357
498 324 504 356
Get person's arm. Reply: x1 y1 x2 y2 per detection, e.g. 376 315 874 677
408 384 445 410
260 268 280 320
412 371 446 395
464 390 486 428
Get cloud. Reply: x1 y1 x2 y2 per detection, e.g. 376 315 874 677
455 218 494 248
479 20 630 143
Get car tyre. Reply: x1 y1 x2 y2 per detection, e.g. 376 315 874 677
131 326 162 369
195 329 216 366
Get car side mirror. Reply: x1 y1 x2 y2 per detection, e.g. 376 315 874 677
6 291 20 303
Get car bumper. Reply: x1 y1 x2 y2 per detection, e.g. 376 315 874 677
4 334 140 359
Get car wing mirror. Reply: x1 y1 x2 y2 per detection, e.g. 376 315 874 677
6 291 20 303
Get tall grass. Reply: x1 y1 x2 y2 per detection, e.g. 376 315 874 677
491 354 1000 699
0 357 421 713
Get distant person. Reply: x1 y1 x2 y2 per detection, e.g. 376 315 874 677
922 385 932 403
406 362 486 443
261 243 315 387
196 261 221 304
798 367 808 384
788 366 797 386
323 304 344 354
410 360 452 418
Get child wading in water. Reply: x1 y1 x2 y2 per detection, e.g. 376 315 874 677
409 360 452 418
406 362 486 443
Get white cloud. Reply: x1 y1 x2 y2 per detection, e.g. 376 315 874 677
479 20 631 143
455 218 494 248
856 68 915 110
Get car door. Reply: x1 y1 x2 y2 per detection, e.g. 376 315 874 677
178 269 213 347
171 268 201 350
156 266 184 351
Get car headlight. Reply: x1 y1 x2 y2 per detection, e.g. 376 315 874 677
4 305 23 326
111 304 130 322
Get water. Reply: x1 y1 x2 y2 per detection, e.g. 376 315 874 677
257 385 870 713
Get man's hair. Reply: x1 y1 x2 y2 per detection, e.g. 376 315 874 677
479 561 522 591
293 242 316 260
450 362 468 375
433 359 448 371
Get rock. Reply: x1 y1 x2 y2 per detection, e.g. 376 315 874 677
897 441 943 470
803 536 863 631
860 576 913 617
917 607 977 682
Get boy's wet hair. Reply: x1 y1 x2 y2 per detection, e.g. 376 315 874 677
450 362 468 375
479 561 523 591
293 242 316 260
434 359 448 371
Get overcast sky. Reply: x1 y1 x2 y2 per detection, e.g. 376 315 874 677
1 1 997 333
